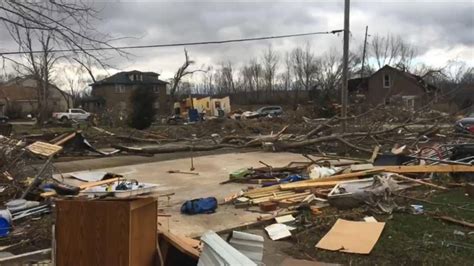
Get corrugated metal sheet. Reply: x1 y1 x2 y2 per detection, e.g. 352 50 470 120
198 231 257 266
228 231 264 265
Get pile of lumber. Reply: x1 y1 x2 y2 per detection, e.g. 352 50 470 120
233 164 473 209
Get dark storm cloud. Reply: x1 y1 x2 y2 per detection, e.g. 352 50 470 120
1 0 472 77
89 0 473 76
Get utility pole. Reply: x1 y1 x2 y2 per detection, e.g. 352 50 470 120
341 0 350 132
361 25 368 78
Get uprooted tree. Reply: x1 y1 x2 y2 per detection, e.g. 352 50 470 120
0 0 120 124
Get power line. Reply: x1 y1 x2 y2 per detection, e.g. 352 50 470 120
0 29 343 56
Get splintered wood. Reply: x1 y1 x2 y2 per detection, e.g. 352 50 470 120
27 141 62 157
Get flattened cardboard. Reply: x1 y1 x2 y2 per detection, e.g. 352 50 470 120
315 219 385 254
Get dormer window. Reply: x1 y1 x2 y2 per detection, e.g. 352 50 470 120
383 74 391 88
129 73 142 81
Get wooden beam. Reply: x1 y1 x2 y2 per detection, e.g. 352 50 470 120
379 165 474 173
53 132 77 146
280 180 351 190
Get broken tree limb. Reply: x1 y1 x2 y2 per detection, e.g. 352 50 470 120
244 125 289 147
431 215 474 229
336 137 374 154
112 143 239 154
389 173 447 190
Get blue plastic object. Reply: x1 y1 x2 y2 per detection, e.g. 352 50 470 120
181 197 218 215
188 109 199 122
0 217 11 237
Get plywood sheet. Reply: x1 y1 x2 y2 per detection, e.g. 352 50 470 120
315 219 385 254
26 141 62 157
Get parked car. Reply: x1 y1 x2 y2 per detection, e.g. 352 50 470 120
255 106 283 117
52 108 91 122
454 113 474 133
0 115 9 123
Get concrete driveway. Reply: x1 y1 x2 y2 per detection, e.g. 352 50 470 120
55 151 308 237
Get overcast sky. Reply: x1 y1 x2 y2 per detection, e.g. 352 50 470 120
1 0 473 81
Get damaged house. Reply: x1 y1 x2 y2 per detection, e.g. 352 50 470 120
85 70 169 117
0 76 72 118
349 65 438 109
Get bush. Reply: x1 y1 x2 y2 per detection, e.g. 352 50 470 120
128 85 157 129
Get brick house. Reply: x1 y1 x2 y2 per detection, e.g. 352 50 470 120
87 70 169 117
0 76 71 118
349 65 437 109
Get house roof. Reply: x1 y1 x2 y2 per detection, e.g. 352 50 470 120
0 76 69 101
91 70 168 86
375 65 438 93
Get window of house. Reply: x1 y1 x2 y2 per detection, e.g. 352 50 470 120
153 86 160 93
383 74 391 88
153 101 160 109
115 85 125 93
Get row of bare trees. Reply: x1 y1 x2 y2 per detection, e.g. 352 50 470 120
170 33 472 107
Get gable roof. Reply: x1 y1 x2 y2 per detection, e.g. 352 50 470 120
374 65 438 93
91 70 168 86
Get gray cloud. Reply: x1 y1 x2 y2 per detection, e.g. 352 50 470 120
1 0 472 79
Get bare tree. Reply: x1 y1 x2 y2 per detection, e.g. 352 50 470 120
241 64 254 93
4 24 58 122
291 44 318 92
370 33 416 71
215 61 235 94
169 49 206 101
250 59 262 96
1 1 120 123
281 52 292 91
262 45 279 93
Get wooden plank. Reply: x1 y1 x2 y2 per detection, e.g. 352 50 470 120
53 131 77 146
280 180 351 190
279 169 382 190
379 165 474 173
245 191 294 199
350 163 374 172
159 231 200 260
92 126 115 136
252 192 310 204
26 141 62 157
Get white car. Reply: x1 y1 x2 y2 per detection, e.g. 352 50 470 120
52 108 91 122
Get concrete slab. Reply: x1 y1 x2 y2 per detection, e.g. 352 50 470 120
59 151 307 237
